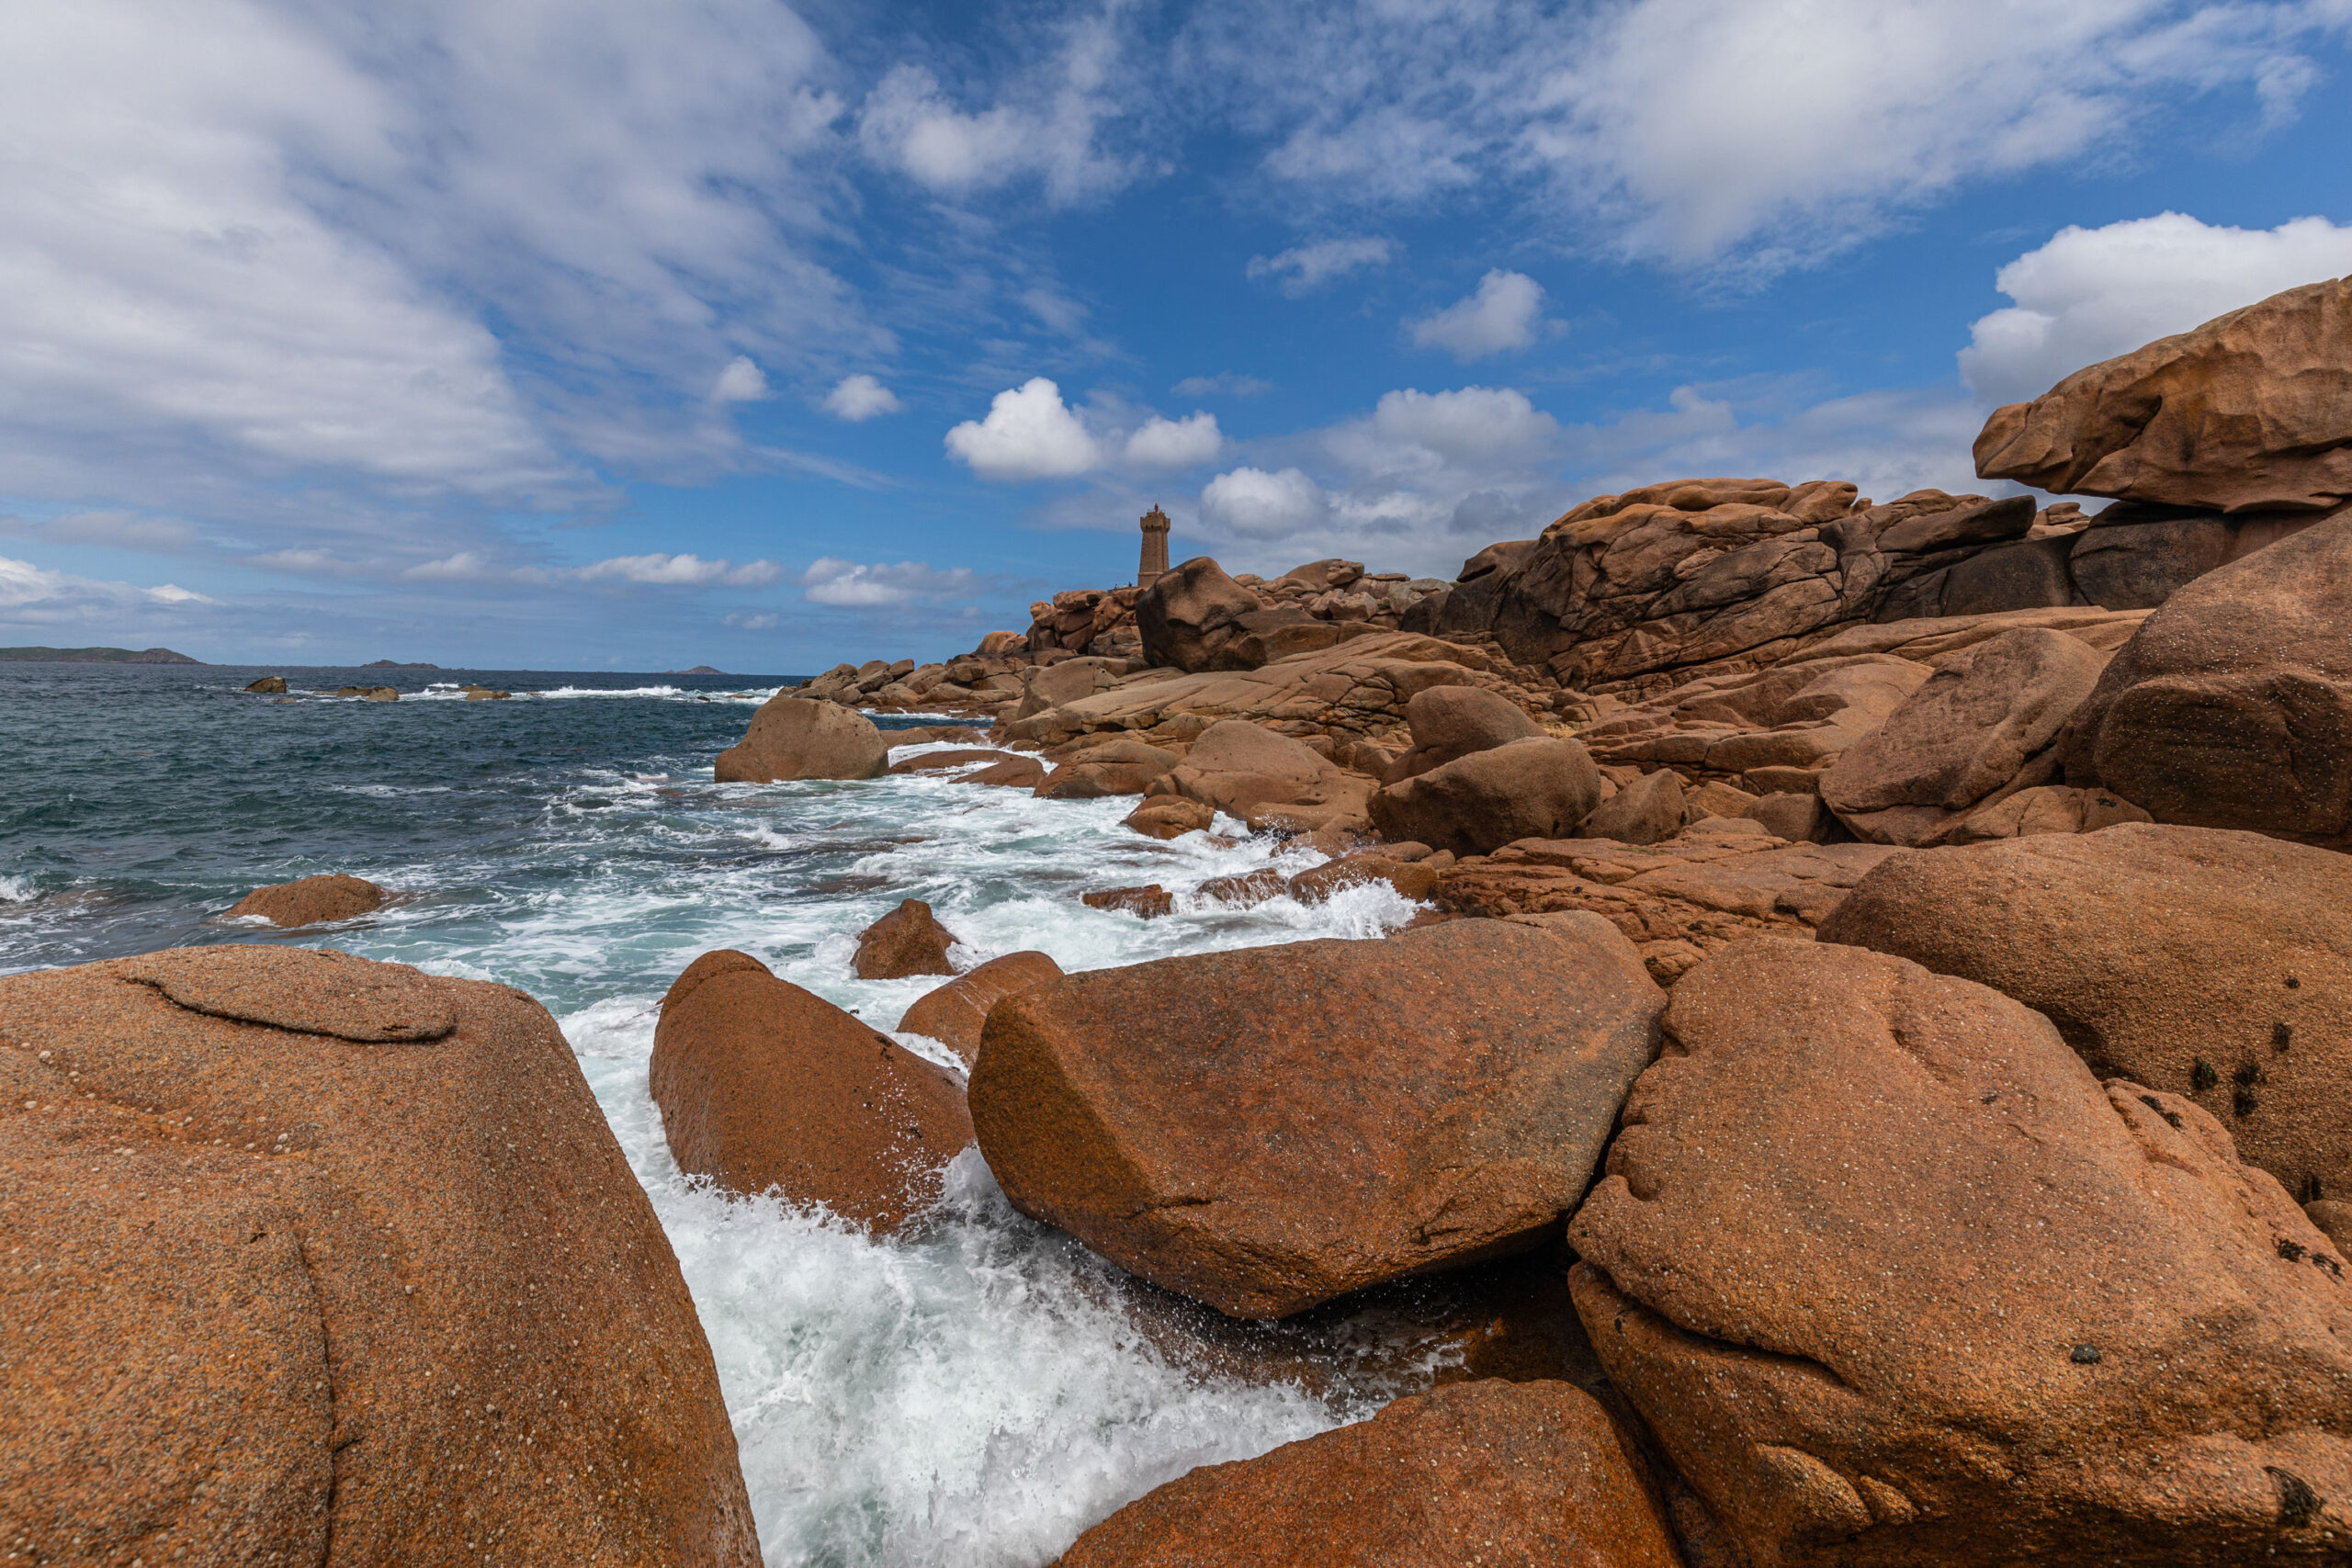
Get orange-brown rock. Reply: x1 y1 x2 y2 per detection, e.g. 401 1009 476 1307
649 950 971 1229
223 872 388 927
970 917 1662 1317
967 755 1049 789
714 694 888 783
853 898 961 979
1369 738 1602 856
896 951 1065 1067
1053 1379 1682 1568
1284 855 1438 905
889 747 1021 774
1155 719 1371 826
1198 869 1284 907
1383 685 1544 783
1974 275 2352 514
1121 796 1216 840
1818 822 2352 1204
0 945 758 1568
1081 885 1173 919
1570 936 2352 1568
1035 739 1177 799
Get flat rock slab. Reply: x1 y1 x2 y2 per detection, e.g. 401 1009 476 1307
1570 936 2352 1568
970 916 1663 1318
1053 1379 1682 1567
118 944 454 1042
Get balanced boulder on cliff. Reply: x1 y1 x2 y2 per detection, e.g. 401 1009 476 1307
714 694 888 783
1570 936 2352 1566
649 950 971 1230
0 944 758 1566
968 915 1662 1318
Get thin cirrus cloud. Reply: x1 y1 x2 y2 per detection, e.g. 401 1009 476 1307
1245 237 1393 296
1408 271 1548 360
1171 374 1272 398
1959 211 2352 407
944 378 1223 481
823 374 904 422
398 551 780 587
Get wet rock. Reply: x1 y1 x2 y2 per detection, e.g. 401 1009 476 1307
1053 1380 1682 1568
714 694 888 783
1371 739 1602 856
1818 822 2352 1205
853 898 961 979
2059 512 2352 846
244 674 287 694
650 950 971 1229
1081 885 1174 919
889 747 1023 774
1198 869 1284 907
1579 769 1687 845
1284 855 1438 906
1122 796 1216 840
896 951 1065 1068
1157 720 1370 825
969 916 1662 1317
966 755 1049 789
1570 936 2352 1568
1035 739 1178 799
1383 686 1544 783
1 945 758 1567
224 872 388 928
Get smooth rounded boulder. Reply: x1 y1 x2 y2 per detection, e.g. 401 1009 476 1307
714 694 888 783
1157 719 1369 824
1053 1379 1682 1568
649 950 972 1229
1135 557 1263 671
0 945 759 1567
970 915 1663 1318
1818 822 2352 1204
895 950 1064 1067
2058 511 2352 845
1383 685 1544 783
1570 936 2352 1568
1369 737 1602 856
853 897 961 979
224 872 388 927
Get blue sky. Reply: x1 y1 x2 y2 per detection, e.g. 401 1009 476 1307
3 0 2350 673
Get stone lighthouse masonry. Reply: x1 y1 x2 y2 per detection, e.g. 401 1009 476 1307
1137 503 1171 588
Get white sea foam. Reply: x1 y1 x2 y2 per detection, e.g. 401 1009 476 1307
0 874 33 903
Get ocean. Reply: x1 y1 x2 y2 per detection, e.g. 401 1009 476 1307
0 661 1445 1565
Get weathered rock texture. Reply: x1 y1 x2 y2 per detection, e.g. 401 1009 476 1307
0 944 758 1568
1975 275 2352 516
1818 823 2352 1205
714 694 888 783
1369 738 1602 856
1053 1379 1683 1568
650 950 971 1229
969 917 1662 1318
895 951 1065 1068
852 898 961 979
224 872 389 928
2059 511 2352 846
1384 685 1544 782
1570 936 2352 1568
1154 719 1370 828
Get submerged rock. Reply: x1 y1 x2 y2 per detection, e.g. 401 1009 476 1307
1054 1379 1681 1568
1121 796 1216 840
224 872 388 928
969 916 1662 1318
243 674 287 694
0 944 758 1566
1081 885 1173 919
1571 936 2352 1568
649 950 971 1229
714 694 888 783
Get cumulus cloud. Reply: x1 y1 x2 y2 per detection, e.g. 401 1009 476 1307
1124 412 1223 468
1171 373 1272 398
1367 386 1559 465
944 378 1103 480
824 373 903 421
1199 467 1329 538
576 553 781 587
1245 237 1393 296
800 557 978 606
711 356 772 403
1408 271 1547 360
1960 211 2352 406
0 554 213 616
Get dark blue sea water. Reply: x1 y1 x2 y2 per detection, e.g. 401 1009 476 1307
0 660 1430 1567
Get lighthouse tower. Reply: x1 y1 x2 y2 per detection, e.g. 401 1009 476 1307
1137 504 1171 589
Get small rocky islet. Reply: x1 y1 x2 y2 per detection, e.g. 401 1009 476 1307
9 276 2352 1565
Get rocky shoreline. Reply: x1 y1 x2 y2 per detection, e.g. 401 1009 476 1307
8 275 2352 1565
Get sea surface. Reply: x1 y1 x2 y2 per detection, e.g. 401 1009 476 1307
0 661 1442 1565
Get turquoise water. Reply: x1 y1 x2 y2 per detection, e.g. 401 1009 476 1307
1 661 1431 1565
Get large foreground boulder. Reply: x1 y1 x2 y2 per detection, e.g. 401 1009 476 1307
1974 274 2352 515
1571 937 2352 1567
224 872 388 927
896 950 1064 1067
2059 512 2352 845
1818 823 2352 1204
650 950 971 1229
714 694 888 783
970 916 1662 1318
0 945 758 1566
1054 1380 1681 1567
1369 737 1602 856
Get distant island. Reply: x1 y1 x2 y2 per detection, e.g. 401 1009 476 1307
364 660 442 670
669 665 726 674
0 646 201 664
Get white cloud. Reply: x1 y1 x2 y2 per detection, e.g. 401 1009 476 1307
723 609 778 629
824 373 903 421
1199 467 1329 538
1960 211 2352 406
944 378 1103 480
1408 271 1547 359
1245 237 1393 296
1368 386 1559 465
711 356 772 403
800 557 978 606
1171 373 1272 398
1124 412 1224 468
577 553 780 587
0 511 201 554
0 554 214 615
